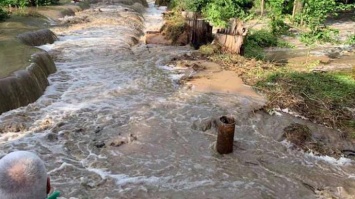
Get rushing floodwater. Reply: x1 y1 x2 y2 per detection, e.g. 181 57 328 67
1 2 355 198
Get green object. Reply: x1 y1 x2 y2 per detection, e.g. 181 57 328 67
47 191 60 199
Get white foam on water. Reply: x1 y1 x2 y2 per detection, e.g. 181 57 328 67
143 2 167 32
305 152 353 166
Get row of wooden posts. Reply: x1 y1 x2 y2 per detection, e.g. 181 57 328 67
145 8 247 54
181 11 247 54
182 12 248 54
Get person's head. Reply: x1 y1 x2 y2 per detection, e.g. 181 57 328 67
0 151 50 199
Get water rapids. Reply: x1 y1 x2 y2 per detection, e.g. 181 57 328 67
1 1 355 198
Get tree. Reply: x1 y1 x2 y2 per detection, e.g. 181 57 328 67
292 0 303 19
260 0 265 16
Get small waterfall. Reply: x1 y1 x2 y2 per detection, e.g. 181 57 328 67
0 24 58 115
0 52 56 114
17 29 58 46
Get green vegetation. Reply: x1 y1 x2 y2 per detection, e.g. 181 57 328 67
205 51 355 135
257 71 355 133
346 34 355 45
0 0 60 7
244 29 294 59
0 7 9 21
300 28 340 45
170 0 253 27
161 11 187 43
199 44 221 55
167 0 355 50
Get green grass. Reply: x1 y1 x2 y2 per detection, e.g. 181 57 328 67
161 11 186 43
244 29 294 60
256 71 355 133
261 72 355 102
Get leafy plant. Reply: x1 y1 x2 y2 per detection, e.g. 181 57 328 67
199 44 221 55
203 0 252 27
300 28 339 45
294 0 337 30
269 17 290 36
346 34 355 45
243 29 278 59
0 0 59 7
0 8 9 21
173 0 253 28
247 29 278 47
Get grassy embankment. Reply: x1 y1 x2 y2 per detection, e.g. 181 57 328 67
162 7 355 137
204 47 355 137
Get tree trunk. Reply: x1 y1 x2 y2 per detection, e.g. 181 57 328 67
260 0 265 16
214 19 248 54
188 17 213 49
232 19 248 55
292 0 303 19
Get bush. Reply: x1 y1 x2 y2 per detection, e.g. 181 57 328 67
300 28 339 45
203 0 244 27
170 0 253 28
161 12 187 43
346 34 355 45
1 0 59 7
0 8 9 22
243 29 281 59
244 39 265 59
269 18 290 36
199 44 221 55
247 29 278 47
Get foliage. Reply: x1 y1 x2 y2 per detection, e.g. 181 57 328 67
170 0 253 28
0 7 9 21
345 34 355 45
269 18 290 36
256 70 355 132
244 39 265 59
247 29 278 47
243 29 278 59
294 0 337 30
0 0 59 7
260 72 355 103
161 11 187 43
300 28 339 45
244 29 294 59
199 44 221 55
202 0 252 27
266 0 291 36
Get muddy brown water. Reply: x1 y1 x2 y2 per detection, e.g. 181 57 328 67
0 16 49 78
1 2 355 199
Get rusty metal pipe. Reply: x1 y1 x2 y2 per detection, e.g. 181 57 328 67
216 116 235 154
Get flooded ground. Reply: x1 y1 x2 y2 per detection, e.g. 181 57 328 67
1 1 355 198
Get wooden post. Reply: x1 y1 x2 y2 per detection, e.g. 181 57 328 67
185 13 212 49
232 19 248 55
216 116 235 154
260 0 265 16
